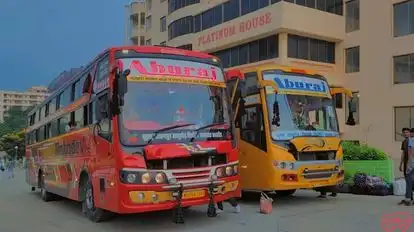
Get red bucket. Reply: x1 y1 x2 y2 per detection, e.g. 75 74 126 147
260 192 273 214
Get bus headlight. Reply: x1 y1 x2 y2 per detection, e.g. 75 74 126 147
155 173 166 184
216 167 224 177
225 166 233 176
233 164 238 174
141 172 151 184
126 173 137 183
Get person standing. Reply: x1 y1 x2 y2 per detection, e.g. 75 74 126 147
7 159 15 179
400 128 414 206
216 198 241 214
398 128 412 204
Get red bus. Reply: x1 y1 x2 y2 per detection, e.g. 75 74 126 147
25 46 241 223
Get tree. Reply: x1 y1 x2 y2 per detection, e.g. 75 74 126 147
0 131 25 159
0 106 30 138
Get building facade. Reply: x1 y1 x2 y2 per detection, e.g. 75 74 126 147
126 0 414 169
0 86 49 122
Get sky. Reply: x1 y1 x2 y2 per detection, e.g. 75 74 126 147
0 0 130 91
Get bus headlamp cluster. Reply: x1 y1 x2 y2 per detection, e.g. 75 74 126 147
274 161 295 170
215 164 238 178
120 170 167 184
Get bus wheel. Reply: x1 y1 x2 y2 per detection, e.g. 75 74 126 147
39 173 54 202
82 179 112 222
276 190 296 197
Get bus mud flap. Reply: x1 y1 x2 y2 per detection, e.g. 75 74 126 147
207 182 217 217
173 184 184 224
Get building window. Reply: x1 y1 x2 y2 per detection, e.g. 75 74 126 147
213 35 278 68
147 0 152 11
140 12 146 26
345 46 360 73
177 44 193 50
394 0 414 37
168 0 200 14
394 53 414 84
160 16 166 32
285 0 343 15
287 34 335 64
168 16 193 40
223 0 240 22
140 36 145 45
345 92 360 125
346 0 359 32
394 106 414 141
146 39 152 45
146 16 152 31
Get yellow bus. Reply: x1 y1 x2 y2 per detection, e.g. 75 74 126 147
224 64 355 196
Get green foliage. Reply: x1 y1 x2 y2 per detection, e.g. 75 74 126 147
0 131 25 158
0 106 34 159
0 106 31 138
342 141 388 160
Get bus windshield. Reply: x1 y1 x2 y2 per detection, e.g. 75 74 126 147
263 72 339 141
120 82 231 146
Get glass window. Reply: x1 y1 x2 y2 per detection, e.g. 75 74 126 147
213 5 223 26
394 106 412 141
297 0 306 6
316 0 326 11
223 0 240 22
345 46 360 73
230 47 239 67
169 0 200 13
73 80 82 101
288 34 335 64
140 12 146 26
168 16 193 39
58 114 71 135
140 36 145 45
51 120 58 137
74 107 84 129
346 0 360 33
160 16 166 32
194 14 201 32
59 87 72 108
239 43 249 65
306 0 315 8
258 37 269 61
241 0 250 15
146 16 152 31
394 54 413 84
268 35 278 58
202 8 214 30
120 82 231 146
249 41 259 63
394 1 412 37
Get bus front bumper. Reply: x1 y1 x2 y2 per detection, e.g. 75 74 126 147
275 169 345 190
118 175 241 214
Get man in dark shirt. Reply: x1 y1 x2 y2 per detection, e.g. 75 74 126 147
399 127 412 204
399 128 411 174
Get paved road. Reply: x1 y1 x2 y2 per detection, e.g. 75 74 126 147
0 170 410 232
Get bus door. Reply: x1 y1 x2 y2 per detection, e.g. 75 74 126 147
329 86 356 126
226 71 268 190
91 91 115 208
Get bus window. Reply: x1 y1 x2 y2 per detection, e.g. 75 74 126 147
240 105 266 151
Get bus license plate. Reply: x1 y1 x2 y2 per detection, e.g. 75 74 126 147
183 190 205 199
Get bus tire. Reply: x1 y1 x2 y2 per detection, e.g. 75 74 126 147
39 171 54 202
276 190 296 197
82 179 112 222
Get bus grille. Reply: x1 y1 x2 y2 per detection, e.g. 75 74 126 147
171 170 211 182
296 151 336 161
146 155 227 170
303 169 335 179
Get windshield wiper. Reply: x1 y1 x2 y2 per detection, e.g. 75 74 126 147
146 123 195 145
189 122 228 142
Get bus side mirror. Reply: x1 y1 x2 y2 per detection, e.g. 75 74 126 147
118 69 130 100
